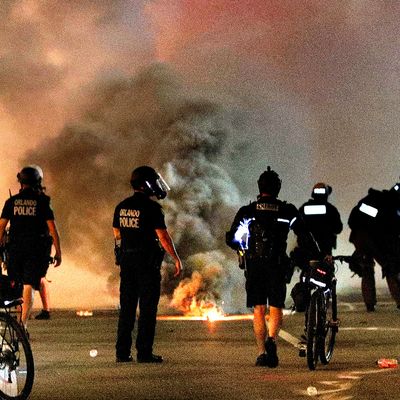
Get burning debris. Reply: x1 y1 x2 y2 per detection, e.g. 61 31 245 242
76 310 93 317
168 251 229 318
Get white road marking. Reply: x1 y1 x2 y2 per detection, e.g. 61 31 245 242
295 369 392 399
278 329 301 348
340 302 355 311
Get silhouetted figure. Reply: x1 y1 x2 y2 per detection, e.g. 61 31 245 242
348 182 400 312
290 183 343 312
226 167 307 368
113 166 182 363
0 165 61 329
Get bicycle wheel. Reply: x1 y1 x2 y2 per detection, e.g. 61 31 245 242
320 283 338 365
0 312 34 400
306 291 321 370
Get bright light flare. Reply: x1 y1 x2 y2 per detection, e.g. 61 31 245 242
234 218 255 250
189 297 225 321
76 310 93 317
157 309 292 321
204 306 224 322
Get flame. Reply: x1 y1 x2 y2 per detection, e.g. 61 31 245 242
186 297 225 321
76 310 93 317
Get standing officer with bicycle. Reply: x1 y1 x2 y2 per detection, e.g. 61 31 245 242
348 182 400 312
0 165 62 329
226 167 306 368
290 183 343 312
113 166 182 363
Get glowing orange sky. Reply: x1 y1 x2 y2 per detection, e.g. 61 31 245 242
1 1 399 309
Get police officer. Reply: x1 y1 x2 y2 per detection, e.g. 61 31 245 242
113 166 182 363
226 167 305 368
0 166 62 329
298 183 342 257
291 183 343 288
348 182 400 312
290 183 343 329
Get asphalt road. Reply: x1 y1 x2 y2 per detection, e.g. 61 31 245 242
26 300 400 400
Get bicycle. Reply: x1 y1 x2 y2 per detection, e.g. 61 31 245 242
298 255 351 370
0 275 34 400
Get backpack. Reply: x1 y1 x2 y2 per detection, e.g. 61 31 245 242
247 219 277 259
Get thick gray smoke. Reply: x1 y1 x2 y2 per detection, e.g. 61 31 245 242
4 1 400 306
26 64 246 313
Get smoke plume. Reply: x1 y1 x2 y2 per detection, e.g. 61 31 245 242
3 1 400 306
26 63 246 312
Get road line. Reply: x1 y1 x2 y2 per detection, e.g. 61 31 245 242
278 329 300 348
340 302 355 311
295 369 392 399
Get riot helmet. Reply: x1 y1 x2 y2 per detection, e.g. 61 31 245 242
257 166 282 197
311 182 332 202
17 165 43 187
130 166 169 199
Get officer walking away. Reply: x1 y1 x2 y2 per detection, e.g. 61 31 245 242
348 181 400 312
226 167 305 368
290 183 343 312
297 183 342 259
0 166 62 329
113 166 182 363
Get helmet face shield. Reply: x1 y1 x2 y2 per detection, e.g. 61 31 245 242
145 173 170 199
28 165 44 180
131 166 170 199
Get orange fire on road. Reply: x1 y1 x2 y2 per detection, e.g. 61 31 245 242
158 297 254 322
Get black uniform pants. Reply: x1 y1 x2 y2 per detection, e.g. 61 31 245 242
116 252 161 358
350 230 400 307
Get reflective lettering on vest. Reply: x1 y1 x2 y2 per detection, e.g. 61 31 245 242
256 203 279 212
14 199 37 206
13 199 38 216
13 206 36 216
119 209 140 228
119 216 140 228
120 209 140 218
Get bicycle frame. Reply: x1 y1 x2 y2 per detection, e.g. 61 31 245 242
301 256 350 370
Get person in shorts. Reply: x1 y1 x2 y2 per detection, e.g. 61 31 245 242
0 166 61 328
226 167 306 367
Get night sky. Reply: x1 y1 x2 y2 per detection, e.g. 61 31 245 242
1 1 399 309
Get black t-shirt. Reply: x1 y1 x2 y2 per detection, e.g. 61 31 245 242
113 192 166 251
298 198 343 253
348 188 400 236
1 188 54 238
